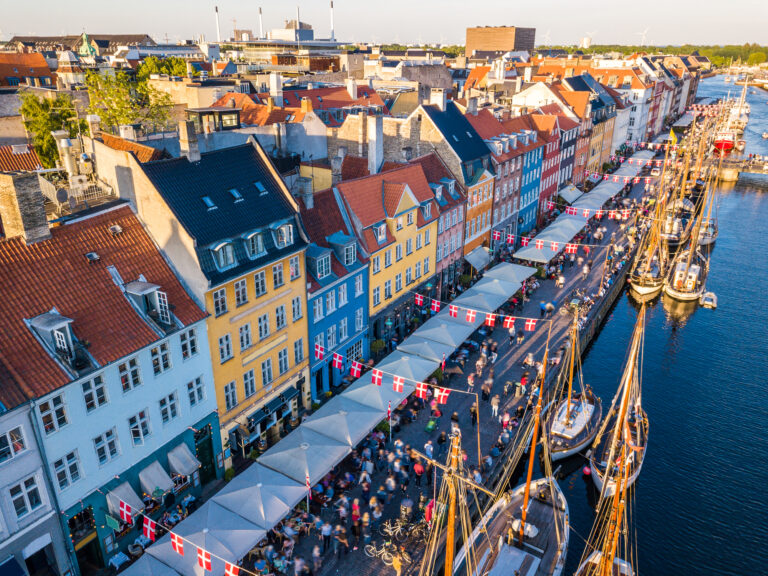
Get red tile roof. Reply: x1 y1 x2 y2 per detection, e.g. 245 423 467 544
0 52 52 86
601 84 628 109
464 66 491 91
0 205 206 407
465 110 535 162
557 89 591 119
299 188 349 249
211 92 305 126
340 156 403 181
100 133 165 163
0 145 42 172
407 153 465 200
382 182 407 217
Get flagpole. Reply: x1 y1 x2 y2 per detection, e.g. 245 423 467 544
388 400 392 443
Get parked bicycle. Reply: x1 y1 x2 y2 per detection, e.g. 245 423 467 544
379 518 407 542
364 541 412 566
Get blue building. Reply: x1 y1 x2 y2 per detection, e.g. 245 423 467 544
515 126 544 235
299 189 369 402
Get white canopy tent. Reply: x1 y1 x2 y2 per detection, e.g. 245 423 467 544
558 184 584 204
464 245 491 271
572 150 653 212
125 554 181 576
413 314 479 348
452 290 502 314
258 427 350 485
482 263 538 285
374 351 440 384
513 214 585 263
397 338 455 363
138 461 174 497
302 395 386 447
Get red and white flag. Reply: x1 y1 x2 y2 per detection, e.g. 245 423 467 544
592 172 599 179
414 293 424 306
485 313 496 327
371 369 382 386
387 401 391 421
550 241 559 251
306 473 312 500
619 156 626 163
225 562 240 576
628 158 634 165
435 388 450 404
441 353 446 372
431 299 441 313
171 533 184 556
119 500 132 524
506 233 515 244
197 547 212 571
612 175 619 183
603 174 609 181
448 304 458 318
466 309 476 323
492 230 501 241
535 239 544 250
143 517 157 542
645 177 651 184
525 318 537 331
546 200 555 210
595 210 604 218
503 316 515 329
608 210 617 219
350 360 363 378
623 176 630 184
582 208 590 217
332 352 343 370
415 382 429 399
565 206 577 216
622 209 631 219
393 375 404 393
565 243 577 254
520 237 530 247
314 344 324 360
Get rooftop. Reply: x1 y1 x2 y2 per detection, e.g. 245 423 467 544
0 145 42 172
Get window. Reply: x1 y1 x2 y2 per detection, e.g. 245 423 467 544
53 451 80 490
373 286 381 306
416 234 422 250
344 244 356 266
355 308 364 332
128 410 150 445
213 243 236 270
415 262 421 278
425 229 431 244
327 325 337 349
234 279 248 306
395 273 402 292
289 255 301 280
276 224 294 247
406 238 413 255
326 291 336 313
213 288 228 316
377 224 387 242
39 395 67 435
424 203 432 219
372 256 381 274
243 370 256 398
219 334 233 362
339 318 348 341
180 329 198 360
276 305 287 330
438 216 444 234
159 393 179 424
424 257 430 274
0 427 25 463
10 477 42 518
292 296 303 321
313 298 324 322
239 323 252 351
258 314 270 340
278 348 289 374
317 255 331 279
93 429 119 465
355 274 364 296
384 280 392 299
81 375 108 412
254 271 267 297
388 249 395 266
396 217 403 231
273 263 284 288
246 232 265 258
187 377 205 406
405 268 412 285
261 359 273 387
437 244 442 261
294 339 304 364
346 339 363 363
224 382 238 411
338 284 348 307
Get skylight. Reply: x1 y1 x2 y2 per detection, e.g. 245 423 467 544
202 196 217 210
254 182 267 195
229 188 244 202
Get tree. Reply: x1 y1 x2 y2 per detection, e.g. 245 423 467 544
85 70 173 134
747 51 766 65
18 92 86 168
136 56 190 84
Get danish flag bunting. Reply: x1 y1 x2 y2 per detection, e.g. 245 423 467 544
644 177 651 184
506 233 515 244
485 313 496 327
118 500 132 524
430 299 441 313
387 401 391 421
565 206 577 216
448 304 458 318
314 344 325 360
592 172 599 179
633 177 640 184
623 176 630 184
608 210 617 219
225 563 240 576
466 309 476 323
612 175 619 183
619 156 626 163
582 209 590 218
393 375 404 393
492 230 501 241
503 316 515 329
332 352 343 370
434 387 450 404
142 516 157 542
441 353 446 372
350 360 363 378
535 239 544 250
603 174 609 181
546 200 555 211
520 237 530 247
306 473 312 500
371 369 382 386
628 158 634 165
622 209 631 219
595 210 605 218
197 547 212 571
171 533 184 556
565 243 578 254
415 382 429 399
525 318 537 331
550 241 559 251
414 293 424 306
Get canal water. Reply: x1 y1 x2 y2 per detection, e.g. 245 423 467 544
560 77 768 575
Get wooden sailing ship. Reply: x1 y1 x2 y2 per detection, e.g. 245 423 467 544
588 307 649 498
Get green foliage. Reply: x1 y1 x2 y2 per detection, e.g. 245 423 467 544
19 92 85 168
376 420 390 435
431 367 444 383
224 468 236 481
370 339 386 356
136 56 191 83
746 52 767 65
458 274 472 288
85 70 173 134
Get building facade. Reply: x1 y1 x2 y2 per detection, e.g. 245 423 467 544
465 26 536 56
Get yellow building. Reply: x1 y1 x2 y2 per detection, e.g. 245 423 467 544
587 119 605 174
132 134 310 466
335 164 439 346
599 115 616 169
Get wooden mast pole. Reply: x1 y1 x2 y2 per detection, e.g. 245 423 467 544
443 432 462 576
565 315 577 422
598 441 629 576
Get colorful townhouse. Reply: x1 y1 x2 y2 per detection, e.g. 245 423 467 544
334 164 439 350
0 177 222 575
129 130 311 466
299 189 369 401
408 152 467 300
500 116 544 236
530 114 562 225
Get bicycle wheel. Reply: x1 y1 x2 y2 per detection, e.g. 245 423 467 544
401 551 413 564
381 552 394 566
393 527 407 543
364 545 378 558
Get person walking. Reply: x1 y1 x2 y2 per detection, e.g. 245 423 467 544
436 431 447 458
582 264 590 281
569 253 575 268
539 301 546 318
321 522 332 554
517 330 525 345
509 326 516 345
470 403 478 427
413 460 424 486
491 394 500 418
334 526 349 559
424 440 434 460
467 372 475 392
312 545 322 572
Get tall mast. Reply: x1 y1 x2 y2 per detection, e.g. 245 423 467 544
443 433 462 575
598 441 629 576
565 315 577 421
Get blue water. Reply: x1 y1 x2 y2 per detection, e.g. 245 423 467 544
561 78 768 575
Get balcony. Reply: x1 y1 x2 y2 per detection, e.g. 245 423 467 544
39 174 116 219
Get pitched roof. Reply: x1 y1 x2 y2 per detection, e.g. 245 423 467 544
0 145 42 172
100 133 166 163
464 66 491 91
407 153 466 209
0 52 52 86
210 92 305 126
340 156 403 181
421 101 490 164
299 189 349 249
256 85 388 126
557 89 591 119
0 205 205 408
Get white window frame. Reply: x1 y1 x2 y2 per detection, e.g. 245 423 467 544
219 334 233 363
159 392 179 424
187 376 205 406
234 279 248 307
93 428 119 465
53 451 81 490
128 410 151 446
213 288 228 316
82 375 108 412
180 329 198 360
278 348 289 375
239 323 252 351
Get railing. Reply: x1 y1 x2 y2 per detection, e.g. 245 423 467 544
39 175 115 213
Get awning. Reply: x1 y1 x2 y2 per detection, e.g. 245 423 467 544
397 338 455 363
303 395 385 447
139 461 174 497
343 377 410 413
414 314 477 348
120 554 179 576
452 290 501 313
258 427 349 485
106 482 144 518
374 351 439 384
464 246 491 271
482 262 537 285
558 184 584 204
167 443 200 477
0 557 25 576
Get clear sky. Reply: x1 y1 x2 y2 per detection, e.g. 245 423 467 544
1 0 765 46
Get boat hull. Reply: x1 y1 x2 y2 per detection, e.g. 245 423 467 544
628 276 663 297
574 551 635 576
663 283 704 301
549 395 603 461
589 449 645 497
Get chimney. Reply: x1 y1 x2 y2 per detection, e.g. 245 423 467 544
301 97 313 113
524 66 532 83
467 96 478 116
331 154 343 185
515 76 523 93
367 115 383 175
266 96 274 113
330 1 335 42
269 73 283 104
429 88 446 111
118 124 137 141
86 114 101 137
0 173 51 244
296 176 314 209
346 77 357 100
215 6 221 43
179 121 201 162
258 7 264 39
52 131 78 177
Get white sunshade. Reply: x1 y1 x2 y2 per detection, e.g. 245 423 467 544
452 290 502 314
514 214 587 263
374 351 439 384
483 262 537 285
167 443 200 477
122 553 180 576
558 184 584 204
415 313 478 348
212 463 306 529
139 461 174 497
258 426 350 485
464 245 491 271
573 150 653 212
106 482 144 519
469 277 520 299
397 338 455 363
303 395 386 447
343 373 413 412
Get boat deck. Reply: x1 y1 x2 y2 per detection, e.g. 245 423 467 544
548 396 602 457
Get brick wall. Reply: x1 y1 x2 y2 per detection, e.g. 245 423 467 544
465 27 536 57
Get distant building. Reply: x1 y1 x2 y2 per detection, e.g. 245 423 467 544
465 26 536 58
0 53 54 88
7 33 155 57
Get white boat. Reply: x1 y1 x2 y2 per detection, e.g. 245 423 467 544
575 552 635 576
659 198 695 248
698 219 718 246
664 248 708 301
700 291 717 309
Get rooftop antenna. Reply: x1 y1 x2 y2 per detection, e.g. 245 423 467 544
215 6 221 43
259 7 264 39
330 1 335 42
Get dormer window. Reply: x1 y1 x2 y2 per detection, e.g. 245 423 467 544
344 244 356 266
276 224 294 248
317 254 331 279
406 212 414 225
125 280 173 326
245 232 265 258
423 203 432 219
377 224 387 242
212 242 236 270
53 329 70 355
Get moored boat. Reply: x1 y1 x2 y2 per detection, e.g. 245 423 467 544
659 198 695 249
663 248 708 301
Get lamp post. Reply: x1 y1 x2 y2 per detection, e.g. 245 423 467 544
384 317 394 354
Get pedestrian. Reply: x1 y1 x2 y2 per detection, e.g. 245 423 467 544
321 522 332 554
467 372 475 392
582 264 590 280
481 384 491 402
504 380 511 397
577 255 584 267
437 431 447 457
424 440 434 460
475 357 484 377
470 403 478 427
509 327 515 345
569 253 575 268
539 301 546 318
502 411 511 429
489 350 498 364
491 394 500 418
517 330 524 345
413 460 424 486
334 526 349 559
312 545 322 572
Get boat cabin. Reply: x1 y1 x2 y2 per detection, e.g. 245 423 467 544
673 263 700 291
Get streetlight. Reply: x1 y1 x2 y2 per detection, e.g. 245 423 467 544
384 317 394 353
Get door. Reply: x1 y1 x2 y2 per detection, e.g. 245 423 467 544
25 546 55 576
194 428 216 485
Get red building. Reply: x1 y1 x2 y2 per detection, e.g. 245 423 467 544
531 115 562 225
